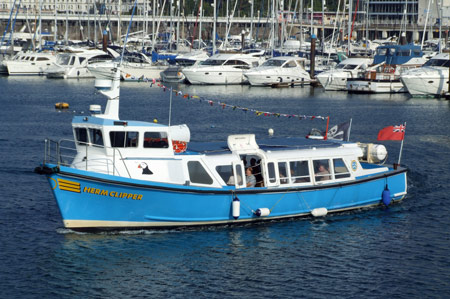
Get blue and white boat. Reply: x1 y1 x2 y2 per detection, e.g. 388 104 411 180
35 69 408 230
347 44 426 93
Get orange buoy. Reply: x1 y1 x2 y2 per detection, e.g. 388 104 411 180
55 102 69 109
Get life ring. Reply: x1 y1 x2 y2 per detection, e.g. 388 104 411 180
172 140 187 153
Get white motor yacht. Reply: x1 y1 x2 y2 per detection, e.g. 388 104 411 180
121 52 168 81
244 56 311 86
400 53 450 97
160 50 209 83
6 51 56 75
317 57 372 91
182 50 266 85
45 48 114 79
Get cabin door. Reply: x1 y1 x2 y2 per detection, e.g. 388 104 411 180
232 161 246 189
264 160 279 187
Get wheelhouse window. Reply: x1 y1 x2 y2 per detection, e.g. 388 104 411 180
143 132 169 148
333 158 351 179
109 131 139 148
313 159 331 182
188 161 213 185
89 128 103 146
290 161 311 183
75 128 88 145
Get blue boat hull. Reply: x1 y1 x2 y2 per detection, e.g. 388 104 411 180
42 164 407 229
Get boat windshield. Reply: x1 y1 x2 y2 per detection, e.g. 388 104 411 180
336 63 358 70
261 59 285 67
424 58 450 67
200 59 225 66
56 54 71 65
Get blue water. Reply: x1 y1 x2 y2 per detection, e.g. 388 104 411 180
1 76 450 298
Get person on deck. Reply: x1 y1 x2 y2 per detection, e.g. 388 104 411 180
246 167 256 187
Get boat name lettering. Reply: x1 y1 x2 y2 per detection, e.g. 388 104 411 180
83 187 143 200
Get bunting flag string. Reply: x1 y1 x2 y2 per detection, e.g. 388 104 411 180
146 80 327 121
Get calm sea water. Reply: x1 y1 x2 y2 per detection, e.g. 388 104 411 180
1 76 450 298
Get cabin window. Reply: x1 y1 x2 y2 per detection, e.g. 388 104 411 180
313 159 331 182
224 60 247 66
88 128 103 146
399 50 411 56
36 57 49 61
333 158 351 179
143 132 169 148
75 128 88 145
69 57 75 65
278 162 289 184
413 50 422 56
289 161 311 183
188 161 213 185
79 57 86 64
267 162 276 184
109 131 139 148
216 165 233 184
283 60 297 68
377 48 387 56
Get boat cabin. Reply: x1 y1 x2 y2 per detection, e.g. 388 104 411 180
69 116 382 190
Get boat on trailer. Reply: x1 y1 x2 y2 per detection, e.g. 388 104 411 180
35 68 408 230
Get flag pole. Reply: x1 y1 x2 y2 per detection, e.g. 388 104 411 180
324 116 330 140
347 118 352 141
397 121 406 165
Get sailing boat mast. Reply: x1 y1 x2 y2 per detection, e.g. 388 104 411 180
213 0 217 54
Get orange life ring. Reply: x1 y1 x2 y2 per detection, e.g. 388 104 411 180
172 140 187 153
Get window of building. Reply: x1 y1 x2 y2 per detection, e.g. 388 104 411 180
188 161 213 185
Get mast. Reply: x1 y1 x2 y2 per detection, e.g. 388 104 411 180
213 0 217 54
118 0 122 46
199 0 203 47
54 0 57 42
347 0 352 55
38 0 42 50
65 0 68 44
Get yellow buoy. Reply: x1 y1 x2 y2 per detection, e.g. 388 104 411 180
55 102 69 109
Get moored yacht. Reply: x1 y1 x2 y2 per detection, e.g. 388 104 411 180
316 57 372 91
244 56 311 86
35 66 408 230
160 50 209 83
45 48 114 79
182 50 266 85
6 51 57 75
400 52 450 97
346 44 426 93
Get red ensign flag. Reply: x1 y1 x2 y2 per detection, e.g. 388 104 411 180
377 124 406 141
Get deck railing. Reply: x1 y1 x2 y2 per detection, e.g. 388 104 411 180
43 138 131 178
